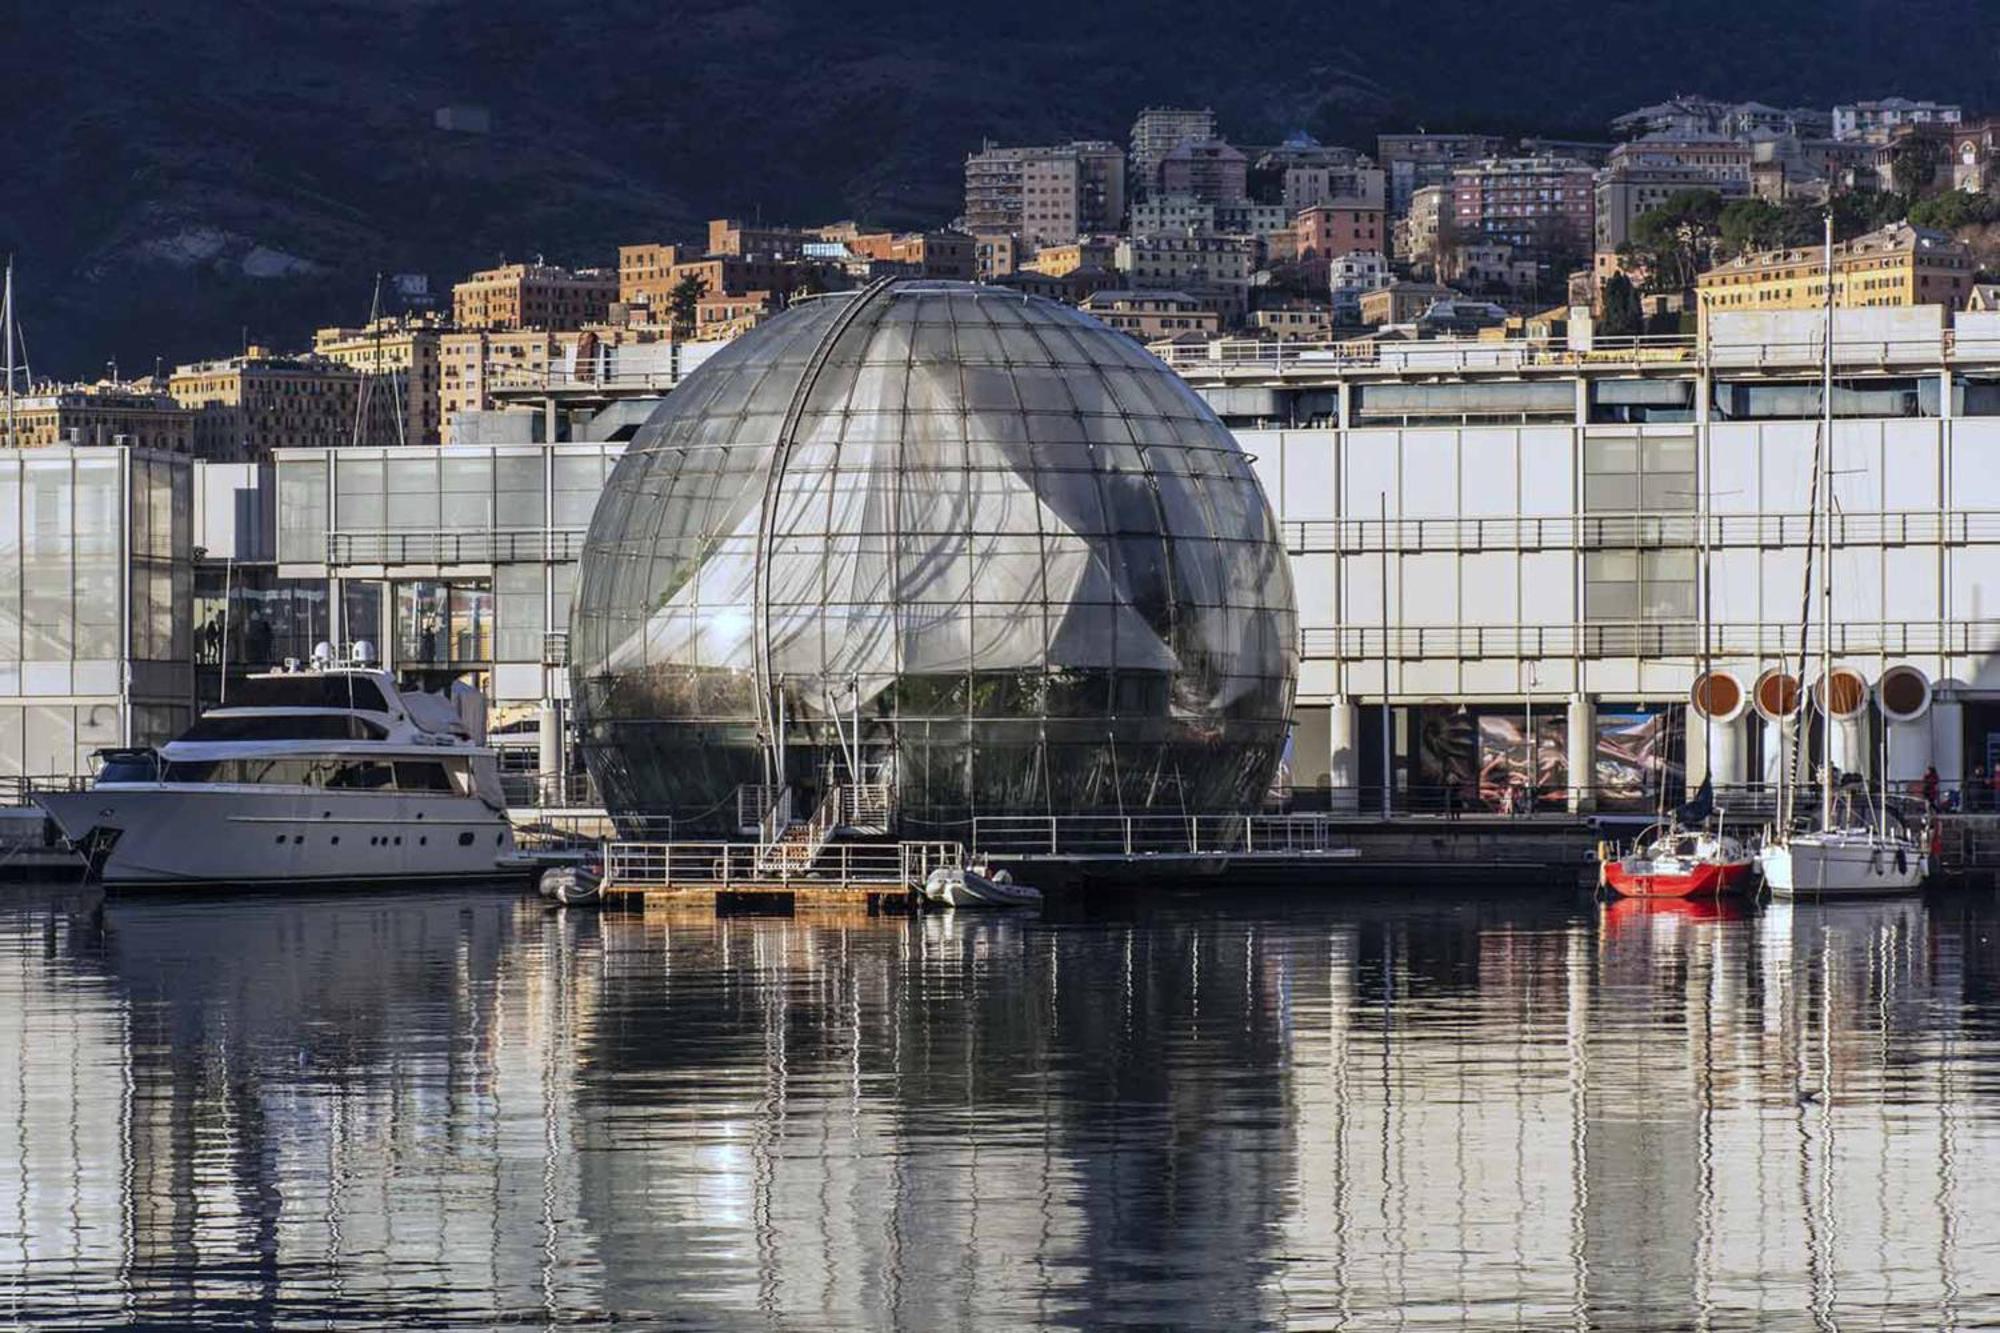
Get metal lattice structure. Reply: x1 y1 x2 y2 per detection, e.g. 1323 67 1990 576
570 281 1297 830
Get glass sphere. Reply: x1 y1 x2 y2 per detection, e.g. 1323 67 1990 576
571 281 1296 830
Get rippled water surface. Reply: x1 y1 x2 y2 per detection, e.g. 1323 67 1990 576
3 883 1999 1328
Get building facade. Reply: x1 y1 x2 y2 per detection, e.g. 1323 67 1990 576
1697 224 1975 321
1833 98 1963 143
1158 140 1248 205
962 141 1126 250
0 446 193 781
312 315 448 446
1376 133 1508 213
1130 107 1217 200
1450 157 1596 258
1114 234 1255 323
1169 305 2000 810
5 385 192 453
452 263 617 331
168 353 366 461
1077 289 1221 338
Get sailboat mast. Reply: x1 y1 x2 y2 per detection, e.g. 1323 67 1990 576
3 258 14 449
1819 211 1835 832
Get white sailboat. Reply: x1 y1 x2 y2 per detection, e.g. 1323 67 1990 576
1758 215 1926 898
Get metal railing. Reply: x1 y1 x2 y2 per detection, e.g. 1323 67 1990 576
0 774 91 808
1155 332 1972 381
510 811 672 851
485 366 683 394
736 783 782 835
841 783 894 830
327 528 587 566
499 771 597 809
542 631 569 667
969 813 1355 859
1302 620 2000 662
607 838 962 889
1284 509 2000 555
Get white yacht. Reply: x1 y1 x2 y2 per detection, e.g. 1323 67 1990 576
37 645 518 888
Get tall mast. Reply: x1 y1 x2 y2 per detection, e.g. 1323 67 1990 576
1819 211 1835 832
3 257 14 449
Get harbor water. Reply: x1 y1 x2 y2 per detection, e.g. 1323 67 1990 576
2 883 1998 1328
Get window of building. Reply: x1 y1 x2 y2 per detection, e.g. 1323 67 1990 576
1710 376 1939 420
1582 433 1697 511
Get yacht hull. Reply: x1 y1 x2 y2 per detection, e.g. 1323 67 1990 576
36 786 517 887
1759 835 1926 898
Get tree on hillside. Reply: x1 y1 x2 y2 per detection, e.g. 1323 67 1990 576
1909 191 2000 230
667 274 709 337
1890 136 1947 199
1718 197 1790 257
1628 189 1724 292
1599 272 1643 337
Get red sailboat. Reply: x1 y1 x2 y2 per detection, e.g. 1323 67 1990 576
1599 825 1756 898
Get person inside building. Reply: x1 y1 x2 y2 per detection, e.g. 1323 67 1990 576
1922 764 1941 812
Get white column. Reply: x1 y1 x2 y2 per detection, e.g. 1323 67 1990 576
1328 698 1359 813
1708 715 1745 790
1932 694 1965 787
538 698 565 806
1833 716 1871 780
1566 695 1595 812
1886 717 1933 788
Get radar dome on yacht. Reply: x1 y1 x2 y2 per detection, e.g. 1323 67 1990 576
352 640 377 666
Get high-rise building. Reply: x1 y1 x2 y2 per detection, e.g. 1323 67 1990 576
452 263 617 331
1449 157 1596 259
962 142 1126 250
1130 106 1217 200
1157 140 1248 205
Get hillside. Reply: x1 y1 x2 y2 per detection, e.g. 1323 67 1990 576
2 0 1996 374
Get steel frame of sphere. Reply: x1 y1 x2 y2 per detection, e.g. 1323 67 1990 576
570 280 1297 833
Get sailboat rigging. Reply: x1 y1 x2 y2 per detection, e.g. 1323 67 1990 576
1756 213 1928 897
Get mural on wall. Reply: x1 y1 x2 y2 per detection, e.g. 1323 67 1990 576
1477 715 1568 811
1595 709 1680 812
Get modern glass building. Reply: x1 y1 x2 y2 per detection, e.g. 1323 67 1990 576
0 447 193 781
569 281 1299 828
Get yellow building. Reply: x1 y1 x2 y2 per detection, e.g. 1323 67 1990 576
452 262 616 331
312 315 448 445
3 383 193 452
1697 223 1975 323
168 351 364 461
1024 239 1117 278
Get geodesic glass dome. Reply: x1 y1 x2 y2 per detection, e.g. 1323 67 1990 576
570 281 1296 830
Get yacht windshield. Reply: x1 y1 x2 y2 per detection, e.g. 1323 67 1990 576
228 676 391 713
182 714 388 742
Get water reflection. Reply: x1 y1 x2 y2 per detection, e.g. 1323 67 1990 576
1 885 1997 1328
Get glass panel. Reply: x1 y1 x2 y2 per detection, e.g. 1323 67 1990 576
278 458 328 564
